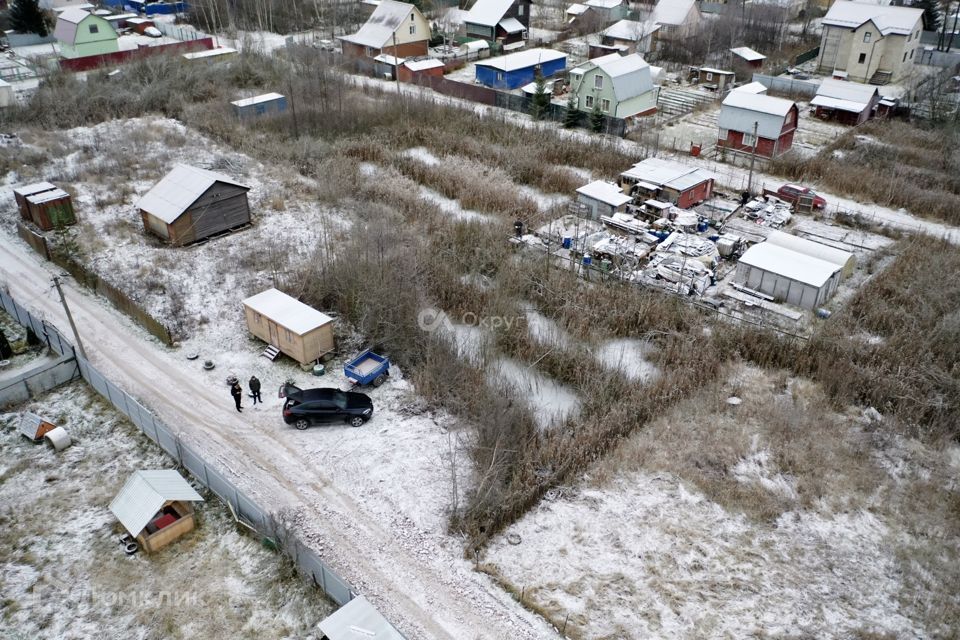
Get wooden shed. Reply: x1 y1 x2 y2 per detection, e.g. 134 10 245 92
242 288 335 364
109 470 203 554
14 182 77 230
137 164 251 246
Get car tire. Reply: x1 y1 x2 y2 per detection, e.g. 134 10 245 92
294 418 310 431
349 416 364 428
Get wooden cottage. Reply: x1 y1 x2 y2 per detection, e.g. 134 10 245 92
109 470 203 553
137 164 251 246
242 288 335 364
14 182 77 230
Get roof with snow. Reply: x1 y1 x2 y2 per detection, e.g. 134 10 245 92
577 180 632 207
54 8 115 44
109 470 203 537
738 242 841 288
55 7 91 24
242 288 333 335
567 3 589 15
812 78 879 112
317 596 405 640
230 92 285 108
14 182 57 198
499 16 525 33
581 53 654 101
585 0 623 9
137 164 250 224
338 0 422 48
465 0 515 27
475 48 566 71
603 19 658 41
651 0 697 26
822 0 923 36
404 58 445 71
730 46 765 62
733 81 768 94
766 230 854 272
621 158 715 192
719 91 796 138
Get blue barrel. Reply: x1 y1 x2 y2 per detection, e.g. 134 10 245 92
562 236 572 249
583 255 593 266
697 221 709 232
708 235 720 242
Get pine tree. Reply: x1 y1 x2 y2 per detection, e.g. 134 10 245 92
10 0 49 38
910 0 941 31
563 93 580 128
590 101 604 133
530 72 551 121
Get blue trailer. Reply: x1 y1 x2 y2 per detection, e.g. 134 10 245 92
344 350 390 387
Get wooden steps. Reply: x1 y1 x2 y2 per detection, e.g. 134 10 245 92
262 345 281 361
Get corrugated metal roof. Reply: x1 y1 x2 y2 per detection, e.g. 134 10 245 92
766 230 854 270
317 596 405 640
622 158 714 192
593 53 653 102
136 164 249 224
738 242 840 288
719 92 796 139
733 81 767 94
465 0 514 27
339 0 419 48
577 180 631 207
109 470 203 537
25 188 70 204
730 46 765 62
404 58 445 71
498 17 525 33
822 0 922 36
651 0 696 26
56 7 91 24
242 288 333 335
231 92 285 108
815 78 878 108
13 182 57 198
475 48 566 71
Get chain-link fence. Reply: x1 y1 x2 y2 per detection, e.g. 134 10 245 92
0 288 364 613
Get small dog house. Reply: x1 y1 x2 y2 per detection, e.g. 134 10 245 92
109 470 203 553
242 288 335 364
137 164 251 246
19 412 57 441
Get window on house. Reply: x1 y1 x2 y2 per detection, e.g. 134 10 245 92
601 98 610 112
594 75 603 89
705 72 713 81
518 4 524 16
89 24 99 34
585 95 594 108
858 53 866 64
910 48 914 59
497 71 504 81
410 13 414 20
903 51 908 62
719 128 728 140
743 131 756 146
863 31 871 43
409 25 416 35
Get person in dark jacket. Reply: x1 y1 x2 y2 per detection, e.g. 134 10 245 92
249 376 262 405
231 381 243 412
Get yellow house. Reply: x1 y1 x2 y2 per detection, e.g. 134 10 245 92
242 288 335 364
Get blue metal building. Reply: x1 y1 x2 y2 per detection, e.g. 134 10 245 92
474 48 567 90
231 93 288 119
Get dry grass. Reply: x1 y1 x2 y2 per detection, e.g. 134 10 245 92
769 120 960 224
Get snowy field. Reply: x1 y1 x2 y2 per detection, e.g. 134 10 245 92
484 364 960 639
0 380 333 639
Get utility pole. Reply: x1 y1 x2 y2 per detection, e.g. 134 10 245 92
746 120 759 195
52 276 87 360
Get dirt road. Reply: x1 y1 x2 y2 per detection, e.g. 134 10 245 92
0 237 557 640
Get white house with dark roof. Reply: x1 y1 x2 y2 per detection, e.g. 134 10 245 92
815 0 923 84
569 52 658 119
338 0 430 60
464 0 532 46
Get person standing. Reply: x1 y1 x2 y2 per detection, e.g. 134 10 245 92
249 376 262 405
230 381 243 412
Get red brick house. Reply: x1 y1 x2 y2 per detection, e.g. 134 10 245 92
338 0 430 60
718 90 799 158
619 158 715 209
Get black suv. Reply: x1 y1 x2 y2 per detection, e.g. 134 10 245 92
281 385 374 429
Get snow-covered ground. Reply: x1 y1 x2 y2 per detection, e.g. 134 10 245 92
0 380 333 639
484 364 960 639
